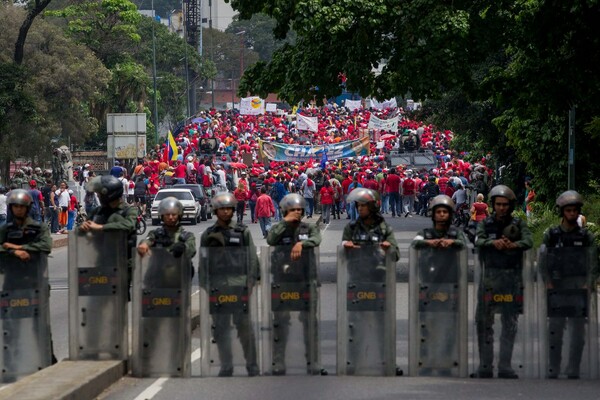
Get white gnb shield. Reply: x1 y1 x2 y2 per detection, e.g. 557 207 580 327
0 253 51 382
337 245 396 376
260 246 321 375
132 247 191 377
199 246 259 377
68 230 129 360
408 247 468 377
537 245 598 379
472 249 537 378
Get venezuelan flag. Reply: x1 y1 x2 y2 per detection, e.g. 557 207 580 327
167 131 178 161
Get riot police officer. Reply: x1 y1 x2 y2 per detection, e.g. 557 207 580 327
82 175 136 229
411 195 467 376
135 197 196 376
80 175 137 259
200 192 260 377
267 193 322 375
0 189 52 258
342 188 399 258
474 185 533 379
0 189 55 380
341 188 399 374
540 190 598 379
138 197 196 262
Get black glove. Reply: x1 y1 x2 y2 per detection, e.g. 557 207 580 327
170 242 186 258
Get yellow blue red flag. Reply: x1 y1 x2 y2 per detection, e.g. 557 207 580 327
167 131 178 161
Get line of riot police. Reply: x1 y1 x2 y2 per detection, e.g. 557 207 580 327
1 175 597 381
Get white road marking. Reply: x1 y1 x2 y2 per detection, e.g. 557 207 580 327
191 348 202 362
133 377 168 400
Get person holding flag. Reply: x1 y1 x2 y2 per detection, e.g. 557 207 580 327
164 131 179 165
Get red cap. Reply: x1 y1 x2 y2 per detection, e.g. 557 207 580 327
29 180 36 187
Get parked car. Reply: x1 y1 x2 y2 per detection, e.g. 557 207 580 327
172 183 212 221
150 188 200 226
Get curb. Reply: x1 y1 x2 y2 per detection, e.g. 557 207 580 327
0 360 125 400
52 235 69 248
0 295 201 399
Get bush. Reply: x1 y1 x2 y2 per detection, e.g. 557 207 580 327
523 194 600 248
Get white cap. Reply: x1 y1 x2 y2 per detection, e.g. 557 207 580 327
68 190 73 194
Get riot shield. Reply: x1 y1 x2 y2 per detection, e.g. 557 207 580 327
408 247 468 377
0 252 51 382
132 248 191 377
68 230 129 360
260 246 320 375
199 246 259 377
337 245 396 376
472 248 536 378
538 245 598 379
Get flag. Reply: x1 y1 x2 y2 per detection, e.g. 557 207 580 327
320 150 328 170
166 131 178 161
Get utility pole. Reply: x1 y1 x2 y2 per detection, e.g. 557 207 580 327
209 0 214 109
151 0 159 143
568 105 576 190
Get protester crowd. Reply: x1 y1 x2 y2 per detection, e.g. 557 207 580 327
1 103 496 232
91 104 495 230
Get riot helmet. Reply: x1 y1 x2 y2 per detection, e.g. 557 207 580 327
555 190 583 215
347 188 380 214
211 191 237 210
7 189 32 208
428 195 455 222
87 175 123 205
279 193 306 216
158 197 183 221
489 184 516 212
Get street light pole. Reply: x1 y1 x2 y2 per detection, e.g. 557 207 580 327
151 0 159 143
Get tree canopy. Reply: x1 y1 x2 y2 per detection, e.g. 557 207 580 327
230 0 600 197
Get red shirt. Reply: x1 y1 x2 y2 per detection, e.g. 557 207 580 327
174 164 187 178
341 178 353 195
319 186 334 205
255 193 275 217
68 195 78 211
385 174 401 193
472 202 489 222
402 178 416 195
437 177 449 193
363 179 378 191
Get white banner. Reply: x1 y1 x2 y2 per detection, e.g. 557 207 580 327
240 97 265 115
266 102 277 113
297 114 319 132
368 114 399 132
345 99 362 111
369 98 398 110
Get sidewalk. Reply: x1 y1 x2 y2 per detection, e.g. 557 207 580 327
51 232 70 248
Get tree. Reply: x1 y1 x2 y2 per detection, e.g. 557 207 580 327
202 27 259 81
46 0 142 67
14 0 54 65
226 13 296 62
0 3 110 180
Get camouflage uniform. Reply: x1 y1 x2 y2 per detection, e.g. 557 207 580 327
200 220 260 376
267 220 321 374
475 215 532 377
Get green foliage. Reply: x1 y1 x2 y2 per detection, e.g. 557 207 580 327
514 204 556 248
46 0 142 67
202 27 259 81
521 194 600 249
226 13 296 62
0 3 109 161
